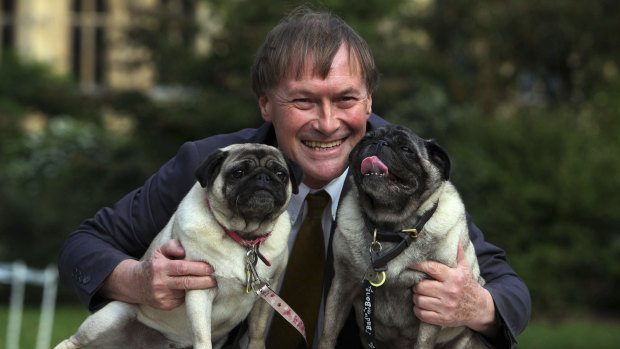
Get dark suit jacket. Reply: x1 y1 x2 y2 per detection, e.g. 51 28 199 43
57 113 530 348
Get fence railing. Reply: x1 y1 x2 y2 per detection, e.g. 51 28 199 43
0 261 58 349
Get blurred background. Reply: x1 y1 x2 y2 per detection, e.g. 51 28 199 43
1 0 619 348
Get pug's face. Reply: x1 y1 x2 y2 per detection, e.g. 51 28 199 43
195 144 302 236
349 125 451 227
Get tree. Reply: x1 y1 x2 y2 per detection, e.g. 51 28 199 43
2 0 620 314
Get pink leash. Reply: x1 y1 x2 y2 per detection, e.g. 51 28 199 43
205 197 306 341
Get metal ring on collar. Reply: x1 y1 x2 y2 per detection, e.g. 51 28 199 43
369 271 386 287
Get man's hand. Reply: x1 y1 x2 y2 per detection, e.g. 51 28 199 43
100 239 216 310
409 244 498 337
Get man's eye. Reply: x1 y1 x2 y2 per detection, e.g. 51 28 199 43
335 96 358 109
292 98 314 110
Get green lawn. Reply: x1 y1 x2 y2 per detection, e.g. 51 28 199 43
0 305 89 349
516 317 620 349
1 305 619 348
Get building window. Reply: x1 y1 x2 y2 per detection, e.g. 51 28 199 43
0 0 15 56
159 0 196 46
71 0 107 89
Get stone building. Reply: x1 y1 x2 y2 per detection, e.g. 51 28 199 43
0 0 209 92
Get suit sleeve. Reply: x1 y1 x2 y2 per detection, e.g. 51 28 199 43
467 214 531 348
57 124 275 312
57 141 204 311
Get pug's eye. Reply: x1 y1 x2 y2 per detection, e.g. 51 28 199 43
275 170 287 181
231 169 245 179
401 146 413 153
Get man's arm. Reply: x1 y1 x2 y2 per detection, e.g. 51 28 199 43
57 124 278 311
410 215 531 348
411 244 499 336
469 215 531 347
57 141 214 311
99 240 216 310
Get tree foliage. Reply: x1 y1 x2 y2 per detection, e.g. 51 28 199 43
1 0 619 316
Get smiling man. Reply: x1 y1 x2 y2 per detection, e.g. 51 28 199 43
57 7 530 349
258 44 372 189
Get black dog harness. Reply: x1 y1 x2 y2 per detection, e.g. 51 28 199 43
361 202 438 349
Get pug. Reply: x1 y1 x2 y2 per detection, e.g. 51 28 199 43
55 143 303 349
319 125 485 349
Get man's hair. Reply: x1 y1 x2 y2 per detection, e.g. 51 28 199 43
251 7 379 97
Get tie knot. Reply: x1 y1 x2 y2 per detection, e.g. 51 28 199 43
305 190 330 219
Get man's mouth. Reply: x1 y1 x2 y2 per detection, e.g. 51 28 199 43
302 139 344 151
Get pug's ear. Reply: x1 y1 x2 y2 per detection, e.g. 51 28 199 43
282 152 303 194
195 149 228 188
425 140 451 180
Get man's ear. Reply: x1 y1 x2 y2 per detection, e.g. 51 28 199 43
425 140 451 180
195 149 228 188
365 94 373 116
282 152 303 195
259 95 272 122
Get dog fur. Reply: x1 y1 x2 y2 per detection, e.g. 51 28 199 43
55 143 302 349
319 125 485 349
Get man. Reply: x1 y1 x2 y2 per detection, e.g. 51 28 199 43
58 8 530 348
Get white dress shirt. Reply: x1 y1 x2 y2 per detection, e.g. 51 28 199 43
244 169 350 348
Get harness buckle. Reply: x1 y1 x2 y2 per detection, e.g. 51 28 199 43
370 228 382 253
401 228 419 241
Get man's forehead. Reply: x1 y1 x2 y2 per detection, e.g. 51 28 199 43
286 46 363 83
279 66 366 95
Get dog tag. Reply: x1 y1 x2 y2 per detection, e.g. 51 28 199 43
245 252 258 293
245 249 270 292
245 268 253 293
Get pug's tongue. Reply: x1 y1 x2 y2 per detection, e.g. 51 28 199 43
361 156 388 176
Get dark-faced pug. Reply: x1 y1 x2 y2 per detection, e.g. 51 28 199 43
319 125 485 349
55 143 303 349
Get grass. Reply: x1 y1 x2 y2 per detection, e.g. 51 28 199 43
516 317 620 349
0 305 89 349
1 305 619 348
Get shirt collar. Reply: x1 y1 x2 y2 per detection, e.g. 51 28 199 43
287 168 349 224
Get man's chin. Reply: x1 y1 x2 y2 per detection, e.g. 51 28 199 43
302 164 346 189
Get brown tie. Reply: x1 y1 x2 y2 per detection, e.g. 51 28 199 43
267 191 330 348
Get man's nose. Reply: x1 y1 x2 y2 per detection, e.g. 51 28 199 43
315 102 340 134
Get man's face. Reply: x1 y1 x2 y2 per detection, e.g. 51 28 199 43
259 44 372 189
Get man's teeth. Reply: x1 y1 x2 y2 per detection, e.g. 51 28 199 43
304 140 342 150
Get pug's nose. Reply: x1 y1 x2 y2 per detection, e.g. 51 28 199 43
372 140 388 152
255 173 271 183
